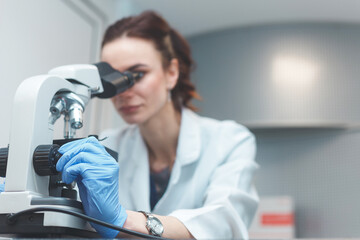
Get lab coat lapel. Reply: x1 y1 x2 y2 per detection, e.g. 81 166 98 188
126 127 151 211
175 108 201 168
154 109 201 212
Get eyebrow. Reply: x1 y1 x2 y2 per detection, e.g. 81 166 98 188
127 64 148 72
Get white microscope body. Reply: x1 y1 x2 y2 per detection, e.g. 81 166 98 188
0 64 105 237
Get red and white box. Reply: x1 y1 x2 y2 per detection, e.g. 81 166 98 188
249 196 295 239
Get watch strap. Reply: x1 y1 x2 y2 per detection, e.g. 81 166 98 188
139 210 150 218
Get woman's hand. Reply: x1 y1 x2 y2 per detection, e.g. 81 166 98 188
56 136 127 238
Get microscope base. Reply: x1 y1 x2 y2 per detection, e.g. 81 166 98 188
0 192 98 238
0 213 100 238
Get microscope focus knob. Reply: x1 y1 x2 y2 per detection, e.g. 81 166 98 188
33 144 62 176
0 147 8 177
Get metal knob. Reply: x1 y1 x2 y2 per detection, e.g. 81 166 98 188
33 144 62 176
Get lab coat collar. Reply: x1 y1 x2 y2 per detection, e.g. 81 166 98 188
127 126 151 211
175 108 201 166
130 107 201 166
127 108 201 211
168 108 201 186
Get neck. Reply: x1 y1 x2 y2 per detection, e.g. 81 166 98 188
139 102 181 172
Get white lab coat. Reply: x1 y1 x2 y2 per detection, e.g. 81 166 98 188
100 108 259 239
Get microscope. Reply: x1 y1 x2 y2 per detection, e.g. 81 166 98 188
0 62 141 237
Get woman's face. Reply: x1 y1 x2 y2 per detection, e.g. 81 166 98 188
101 37 178 124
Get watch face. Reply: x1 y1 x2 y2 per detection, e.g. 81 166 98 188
148 217 164 236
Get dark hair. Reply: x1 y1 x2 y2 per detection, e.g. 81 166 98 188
101 11 201 112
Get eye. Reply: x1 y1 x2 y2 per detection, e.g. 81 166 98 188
132 71 145 82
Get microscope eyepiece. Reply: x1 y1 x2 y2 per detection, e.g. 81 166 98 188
92 62 141 98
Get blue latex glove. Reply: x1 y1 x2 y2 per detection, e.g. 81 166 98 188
0 181 4 193
56 136 127 238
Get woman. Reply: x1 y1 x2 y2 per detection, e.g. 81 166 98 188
56 11 259 239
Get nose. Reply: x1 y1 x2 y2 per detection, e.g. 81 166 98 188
113 87 134 101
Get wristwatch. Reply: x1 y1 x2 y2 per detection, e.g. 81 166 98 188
139 211 164 237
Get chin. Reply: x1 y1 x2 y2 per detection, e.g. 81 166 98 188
120 113 145 125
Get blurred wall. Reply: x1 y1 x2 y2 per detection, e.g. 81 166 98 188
189 24 360 237
189 24 360 125
0 0 119 147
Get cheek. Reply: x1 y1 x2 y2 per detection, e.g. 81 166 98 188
110 95 120 106
139 74 167 103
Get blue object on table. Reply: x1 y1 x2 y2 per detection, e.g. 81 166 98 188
0 181 4 193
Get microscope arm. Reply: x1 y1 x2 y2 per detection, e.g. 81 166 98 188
5 75 77 195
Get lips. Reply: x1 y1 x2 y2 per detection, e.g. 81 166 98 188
119 105 141 114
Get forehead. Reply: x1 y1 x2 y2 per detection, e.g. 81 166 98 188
101 36 162 71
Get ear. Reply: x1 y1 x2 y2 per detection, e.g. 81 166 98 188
165 58 179 90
